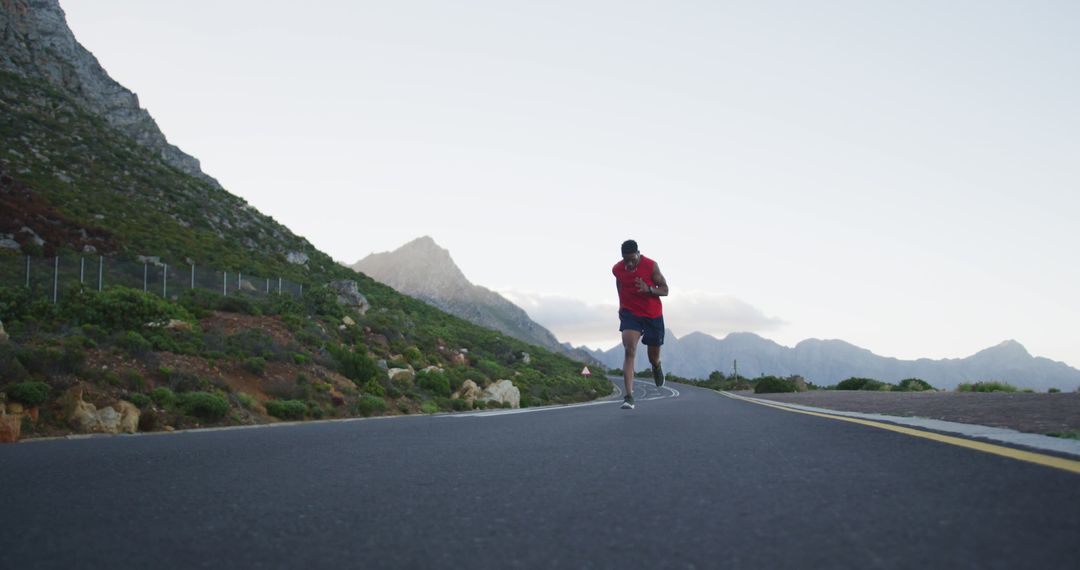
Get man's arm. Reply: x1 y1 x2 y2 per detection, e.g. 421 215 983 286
650 263 669 297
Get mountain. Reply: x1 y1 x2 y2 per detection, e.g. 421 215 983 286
0 0 608 434
593 332 1080 392
352 237 597 364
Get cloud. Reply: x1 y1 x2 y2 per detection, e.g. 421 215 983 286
499 289 784 350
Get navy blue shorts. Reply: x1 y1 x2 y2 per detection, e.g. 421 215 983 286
619 309 665 346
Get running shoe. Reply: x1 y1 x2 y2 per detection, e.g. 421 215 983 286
652 363 665 388
620 396 635 410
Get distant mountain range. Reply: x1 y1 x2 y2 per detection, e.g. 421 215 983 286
352 237 597 364
585 332 1080 391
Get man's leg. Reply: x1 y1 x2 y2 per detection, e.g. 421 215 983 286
647 344 661 369
622 329 642 398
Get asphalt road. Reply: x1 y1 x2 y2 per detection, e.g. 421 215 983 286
2 379 1078 569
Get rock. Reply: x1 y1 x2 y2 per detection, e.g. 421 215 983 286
136 255 163 266
479 380 520 409
420 366 444 374
449 352 467 366
342 316 356 327
452 379 482 403
6 402 23 415
388 368 415 383
0 318 8 342
115 401 140 434
59 384 139 434
286 251 309 265
0 414 20 443
97 406 122 434
329 280 370 315
377 359 388 371
147 319 192 331
521 352 531 365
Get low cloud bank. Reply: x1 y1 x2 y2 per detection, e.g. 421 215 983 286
500 290 784 350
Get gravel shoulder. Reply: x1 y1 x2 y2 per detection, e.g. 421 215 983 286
741 390 1080 436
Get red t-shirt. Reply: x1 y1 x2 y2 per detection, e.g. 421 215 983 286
613 255 663 318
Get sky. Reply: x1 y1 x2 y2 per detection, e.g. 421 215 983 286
61 1 1079 366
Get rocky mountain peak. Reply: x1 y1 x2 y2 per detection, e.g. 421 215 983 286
0 0 218 187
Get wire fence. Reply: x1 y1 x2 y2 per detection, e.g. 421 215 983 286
0 254 304 303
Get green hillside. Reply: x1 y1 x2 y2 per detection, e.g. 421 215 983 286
0 70 611 439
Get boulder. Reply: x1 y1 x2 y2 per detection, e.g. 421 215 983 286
789 375 808 392
479 380 520 409
453 379 482 403
342 316 356 327
449 352 467 366
420 366 444 375
115 401 140 434
329 280 370 315
59 384 139 434
286 251 309 265
388 368 415 383
0 318 8 342
520 352 531 365
0 414 19 443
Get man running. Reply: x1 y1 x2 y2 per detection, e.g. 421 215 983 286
613 239 669 409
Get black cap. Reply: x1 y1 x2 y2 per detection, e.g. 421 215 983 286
621 240 638 255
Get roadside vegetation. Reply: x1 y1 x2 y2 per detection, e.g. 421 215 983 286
0 282 611 438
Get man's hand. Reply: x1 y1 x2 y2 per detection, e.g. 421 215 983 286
635 277 652 294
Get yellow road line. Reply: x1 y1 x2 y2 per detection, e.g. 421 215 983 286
720 392 1080 476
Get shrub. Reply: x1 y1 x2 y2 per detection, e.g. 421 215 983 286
122 368 146 391
420 401 439 414
418 372 451 398
1048 388 1061 394
151 387 176 407
0 343 29 382
177 392 230 421
235 392 256 408
265 399 307 420
243 356 267 376
403 346 425 367
754 376 798 394
65 287 194 332
128 393 152 408
956 381 1018 393
897 378 934 392
117 330 152 355
354 395 388 417
307 401 325 419
835 377 886 391
361 379 386 397
4 381 50 406
329 344 380 385
450 398 472 411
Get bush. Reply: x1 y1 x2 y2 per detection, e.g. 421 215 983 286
117 330 152 355
354 395 388 417
835 377 886 391
177 392 230 420
956 381 1018 393
329 344 380 385
151 387 176 407
4 381 50 406
418 372 451 397
420 401 439 414
361 379 386 397
403 346 425 367
897 378 934 392
243 356 267 376
754 376 798 394
265 399 307 420
64 287 194 332
1048 388 1061 394
128 393 152 408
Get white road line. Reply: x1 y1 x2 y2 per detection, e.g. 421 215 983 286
445 379 681 418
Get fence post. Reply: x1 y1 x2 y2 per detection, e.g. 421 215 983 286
239 272 243 295
278 277 282 294
52 256 59 304
98 256 103 291
299 283 303 297
223 272 227 296
80 257 85 284
143 263 148 292
265 278 269 294
25 256 30 288
191 264 195 290
163 264 168 298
